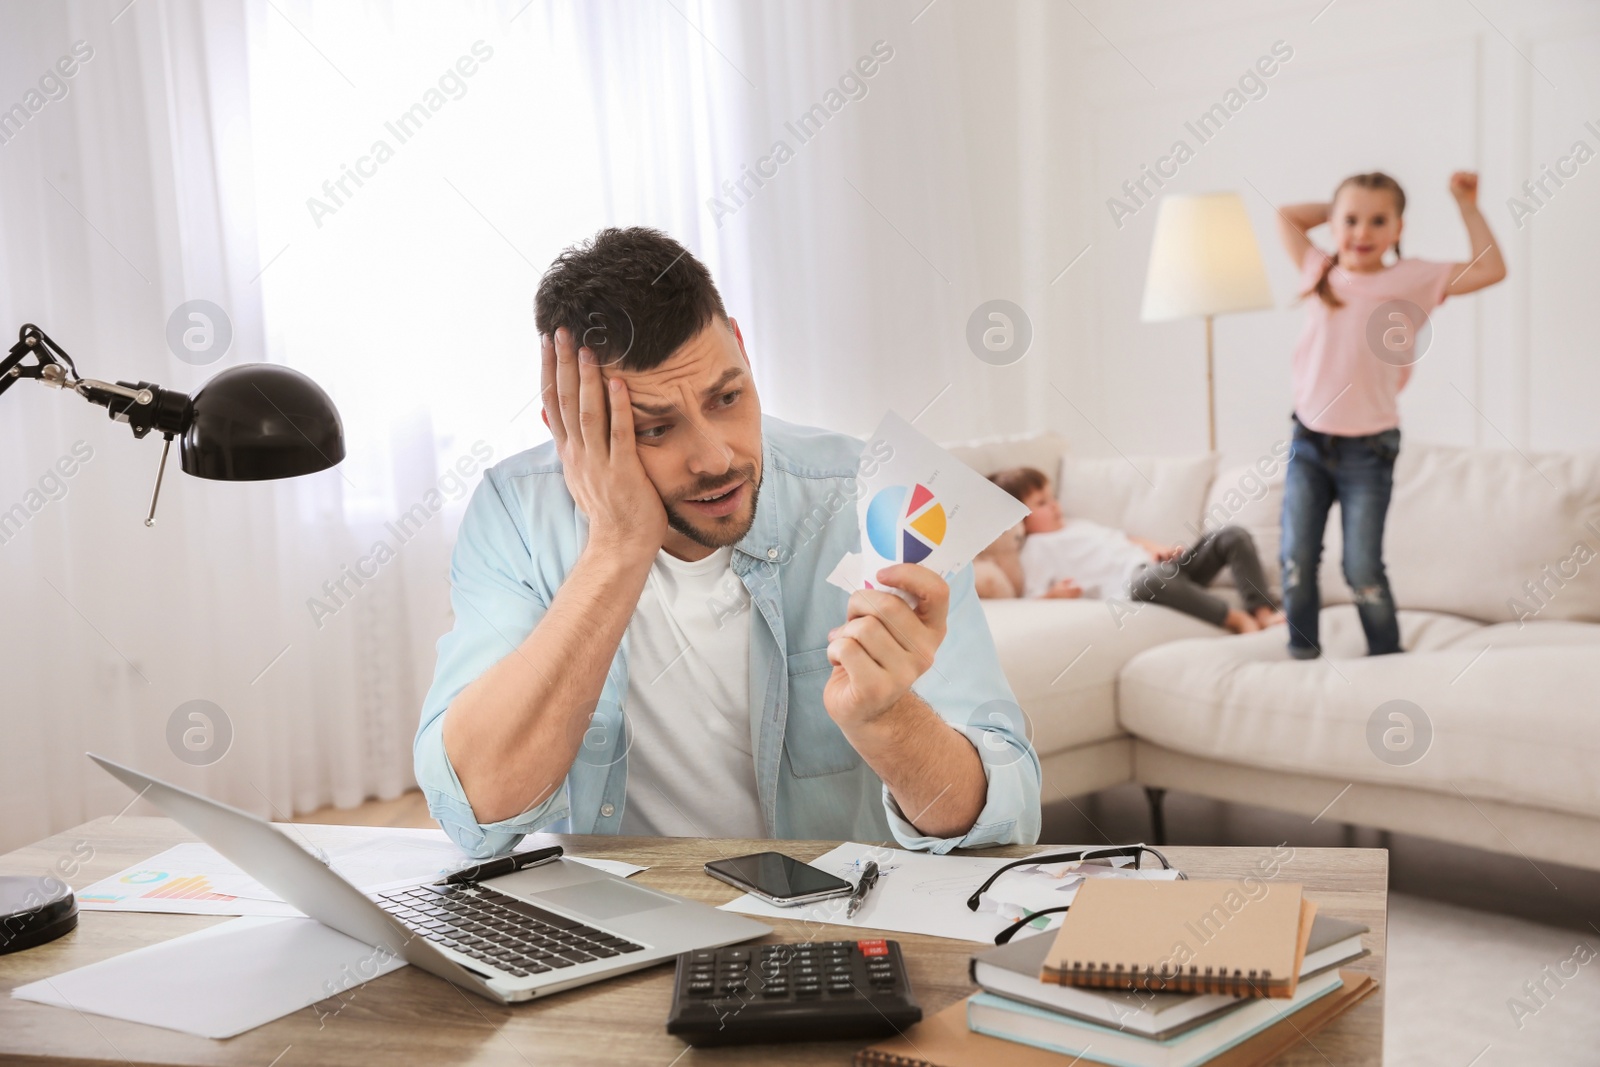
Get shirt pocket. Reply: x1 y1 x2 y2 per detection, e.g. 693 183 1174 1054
783 648 862 779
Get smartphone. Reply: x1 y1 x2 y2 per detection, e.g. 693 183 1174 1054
704 851 854 907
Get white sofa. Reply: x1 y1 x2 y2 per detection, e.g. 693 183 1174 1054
948 433 1600 872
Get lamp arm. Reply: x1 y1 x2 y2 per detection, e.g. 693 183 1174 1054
4 323 192 439
2 323 82 396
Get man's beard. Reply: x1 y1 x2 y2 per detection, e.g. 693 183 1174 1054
664 464 762 550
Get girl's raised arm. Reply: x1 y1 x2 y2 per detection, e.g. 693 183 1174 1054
1275 202 1329 267
1444 171 1507 296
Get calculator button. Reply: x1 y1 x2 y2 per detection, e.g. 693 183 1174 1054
690 950 716 963
857 939 889 957
721 948 751 961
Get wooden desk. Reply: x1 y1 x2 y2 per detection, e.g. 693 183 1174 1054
0 817 1385 1065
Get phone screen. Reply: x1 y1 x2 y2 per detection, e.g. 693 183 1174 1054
707 852 852 899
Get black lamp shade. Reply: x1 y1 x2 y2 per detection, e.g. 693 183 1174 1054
180 363 345 481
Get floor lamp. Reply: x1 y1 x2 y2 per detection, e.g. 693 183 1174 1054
1139 192 1274 451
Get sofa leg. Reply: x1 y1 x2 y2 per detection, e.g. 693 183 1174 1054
1144 787 1168 846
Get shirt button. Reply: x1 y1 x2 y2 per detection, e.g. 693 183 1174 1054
767 548 779 559
600 803 615 817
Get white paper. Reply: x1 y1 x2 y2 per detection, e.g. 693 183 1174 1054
828 411 1031 597
74 842 303 917
718 843 1186 943
567 856 649 879
11 916 406 1039
76 825 649 917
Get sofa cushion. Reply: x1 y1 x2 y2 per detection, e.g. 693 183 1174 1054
946 432 1072 483
1057 453 1218 547
981 598 1217 758
1381 442 1600 624
1118 607 1600 821
1200 454 1293 597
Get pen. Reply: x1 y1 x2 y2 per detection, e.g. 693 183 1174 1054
444 845 564 885
845 860 879 919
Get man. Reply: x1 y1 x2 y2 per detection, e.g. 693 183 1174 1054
415 227 1039 859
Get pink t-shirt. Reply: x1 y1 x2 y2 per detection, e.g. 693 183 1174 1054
1291 247 1454 436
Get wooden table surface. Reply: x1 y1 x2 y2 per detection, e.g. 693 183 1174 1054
0 817 1385 1066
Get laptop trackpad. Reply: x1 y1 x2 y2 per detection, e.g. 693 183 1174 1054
537 879 677 922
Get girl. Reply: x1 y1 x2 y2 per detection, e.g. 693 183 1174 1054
1275 171 1506 658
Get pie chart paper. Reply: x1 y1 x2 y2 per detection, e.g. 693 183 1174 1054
826 411 1030 597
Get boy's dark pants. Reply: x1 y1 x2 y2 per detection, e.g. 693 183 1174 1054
1127 525 1276 627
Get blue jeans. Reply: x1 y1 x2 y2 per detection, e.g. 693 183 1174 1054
1280 415 1402 658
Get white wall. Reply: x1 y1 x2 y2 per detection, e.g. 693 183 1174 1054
1043 0 1600 466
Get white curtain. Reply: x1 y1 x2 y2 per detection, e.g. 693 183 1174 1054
2 0 1070 851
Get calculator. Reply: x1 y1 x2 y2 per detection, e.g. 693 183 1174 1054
664 939 922 1046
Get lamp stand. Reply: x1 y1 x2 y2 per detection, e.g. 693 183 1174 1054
1204 313 1216 452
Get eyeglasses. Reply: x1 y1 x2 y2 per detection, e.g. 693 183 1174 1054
966 844 1185 945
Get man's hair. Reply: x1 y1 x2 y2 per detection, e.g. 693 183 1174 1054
988 466 1050 503
534 227 728 371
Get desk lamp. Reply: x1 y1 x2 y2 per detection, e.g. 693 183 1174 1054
0 322 344 954
2 323 345 524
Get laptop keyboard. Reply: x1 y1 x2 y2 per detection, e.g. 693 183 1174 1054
375 882 645 978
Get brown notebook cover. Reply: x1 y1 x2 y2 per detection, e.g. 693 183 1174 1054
853 969 1377 1067
1041 879 1316 998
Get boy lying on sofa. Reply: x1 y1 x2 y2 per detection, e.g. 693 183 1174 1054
977 466 1286 634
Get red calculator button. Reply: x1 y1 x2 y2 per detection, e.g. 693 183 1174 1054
857 939 889 957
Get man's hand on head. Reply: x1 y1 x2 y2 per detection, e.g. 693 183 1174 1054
540 327 667 565
823 564 949 730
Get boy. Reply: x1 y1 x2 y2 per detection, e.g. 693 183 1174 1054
987 467 1284 634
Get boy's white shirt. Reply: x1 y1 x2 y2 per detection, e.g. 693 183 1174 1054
1019 519 1152 599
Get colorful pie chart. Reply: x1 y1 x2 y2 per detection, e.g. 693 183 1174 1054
866 483 947 564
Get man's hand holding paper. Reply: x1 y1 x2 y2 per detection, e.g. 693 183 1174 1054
824 563 949 728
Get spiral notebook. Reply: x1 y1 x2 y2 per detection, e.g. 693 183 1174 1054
1041 878 1315 998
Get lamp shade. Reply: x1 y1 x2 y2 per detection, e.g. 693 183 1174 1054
180 363 345 481
1140 192 1274 322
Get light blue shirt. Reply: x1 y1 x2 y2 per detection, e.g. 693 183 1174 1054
414 415 1041 859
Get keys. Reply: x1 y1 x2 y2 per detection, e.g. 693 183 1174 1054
383 885 642 981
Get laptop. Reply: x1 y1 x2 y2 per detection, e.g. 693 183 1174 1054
88 754 770 1004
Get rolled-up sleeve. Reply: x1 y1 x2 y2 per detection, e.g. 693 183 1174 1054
414 471 567 858
883 563 1042 853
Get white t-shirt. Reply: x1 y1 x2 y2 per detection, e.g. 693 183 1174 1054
620 546 765 838
1019 520 1151 599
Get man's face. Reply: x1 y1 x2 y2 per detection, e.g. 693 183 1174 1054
613 318 764 558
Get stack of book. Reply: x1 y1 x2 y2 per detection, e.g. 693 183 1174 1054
856 878 1376 1067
